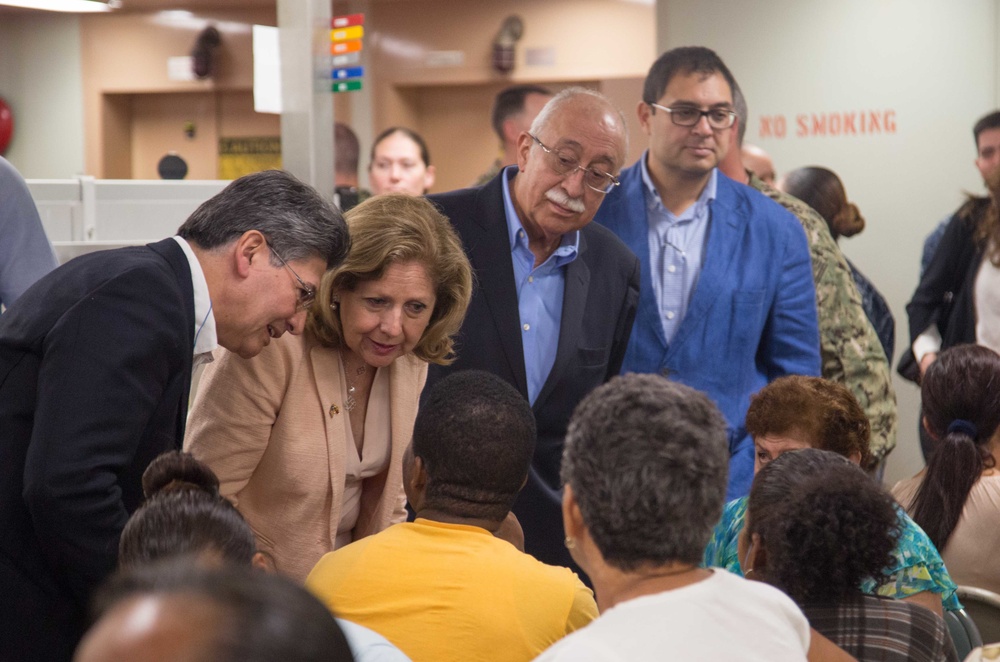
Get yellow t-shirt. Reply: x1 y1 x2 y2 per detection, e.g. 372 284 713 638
306 518 598 662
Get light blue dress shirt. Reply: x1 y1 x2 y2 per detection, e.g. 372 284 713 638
501 167 580 405
640 155 716 343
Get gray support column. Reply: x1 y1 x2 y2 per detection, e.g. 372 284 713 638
278 0 334 201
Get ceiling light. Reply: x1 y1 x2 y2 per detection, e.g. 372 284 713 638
0 0 120 12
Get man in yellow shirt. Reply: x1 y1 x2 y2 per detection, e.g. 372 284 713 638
307 370 597 662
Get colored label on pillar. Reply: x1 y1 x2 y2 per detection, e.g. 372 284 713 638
332 80 363 93
332 13 364 28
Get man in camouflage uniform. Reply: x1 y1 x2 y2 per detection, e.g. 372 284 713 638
720 83 897 469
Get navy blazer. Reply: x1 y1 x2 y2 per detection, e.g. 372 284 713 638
427 169 640 572
595 161 821 498
0 238 195 661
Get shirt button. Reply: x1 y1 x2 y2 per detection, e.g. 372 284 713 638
666 311 675 320
667 265 677 273
527 276 534 283
523 323 530 331
518 230 525 238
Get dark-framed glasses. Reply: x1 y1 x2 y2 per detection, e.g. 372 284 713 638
529 134 620 194
270 246 316 311
649 102 736 130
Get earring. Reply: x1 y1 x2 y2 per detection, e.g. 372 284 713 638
330 300 339 311
564 536 576 550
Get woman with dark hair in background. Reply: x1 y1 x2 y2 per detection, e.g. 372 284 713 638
779 166 894 363
893 344 1000 595
368 127 436 196
743 449 957 662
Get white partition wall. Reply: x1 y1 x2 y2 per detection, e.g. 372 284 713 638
27 178 229 262
655 0 1000 484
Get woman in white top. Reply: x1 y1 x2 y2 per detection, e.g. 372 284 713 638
185 194 472 581
533 374 851 662
892 344 1000 594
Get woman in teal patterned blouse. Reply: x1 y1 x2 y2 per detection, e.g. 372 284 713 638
702 375 960 615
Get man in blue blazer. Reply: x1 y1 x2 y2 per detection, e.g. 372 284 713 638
595 47 820 499
0 170 348 661
427 88 640 575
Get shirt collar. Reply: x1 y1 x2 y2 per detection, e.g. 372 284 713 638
172 235 217 361
639 150 719 215
501 165 580 264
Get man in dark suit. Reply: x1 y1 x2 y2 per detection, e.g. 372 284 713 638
427 88 640 574
0 170 348 661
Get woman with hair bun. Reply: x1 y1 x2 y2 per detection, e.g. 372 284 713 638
893 344 1000 594
120 451 260 569
779 166 894 362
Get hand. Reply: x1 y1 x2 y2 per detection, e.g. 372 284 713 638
919 352 937 378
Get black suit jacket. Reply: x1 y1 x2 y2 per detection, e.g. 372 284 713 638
427 169 640 572
0 238 195 661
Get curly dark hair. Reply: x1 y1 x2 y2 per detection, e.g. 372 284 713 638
748 449 900 604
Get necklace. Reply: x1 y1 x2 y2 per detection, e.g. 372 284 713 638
344 360 367 412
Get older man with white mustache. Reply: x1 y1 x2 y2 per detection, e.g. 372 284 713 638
425 87 640 580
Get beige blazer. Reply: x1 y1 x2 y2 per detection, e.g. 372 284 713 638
184 331 427 582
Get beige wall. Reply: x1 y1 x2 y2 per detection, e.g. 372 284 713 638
658 0 1000 485
80 8 279 178
365 0 655 193
0 11 84 178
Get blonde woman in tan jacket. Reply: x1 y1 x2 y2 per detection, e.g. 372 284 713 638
185 194 472 582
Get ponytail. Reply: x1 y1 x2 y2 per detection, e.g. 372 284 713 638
910 422 990 550
910 345 1000 552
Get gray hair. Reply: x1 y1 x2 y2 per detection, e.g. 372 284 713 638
732 79 748 146
177 169 350 268
561 373 729 570
529 87 629 165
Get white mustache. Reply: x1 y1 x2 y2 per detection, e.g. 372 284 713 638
545 187 586 213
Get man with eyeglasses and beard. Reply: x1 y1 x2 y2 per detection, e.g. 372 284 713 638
594 47 820 501
426 87 640 579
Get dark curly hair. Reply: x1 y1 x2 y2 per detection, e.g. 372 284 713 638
748 449 900 604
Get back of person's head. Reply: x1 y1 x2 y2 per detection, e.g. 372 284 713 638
77 559 352 662
119 452 256 569
561 373 729 570
642 46 737 106
974 110 1000 149
334 122 361 178
744 375 871 467
912 344 1000 550
747 449 899 604
177 169 349 267
780 166 865 239
491 84 553 142
412 370 536 521
731 78 748 145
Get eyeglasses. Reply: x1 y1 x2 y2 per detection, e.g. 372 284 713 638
529 134 620 194
269 246 317 311
648 103 736 130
